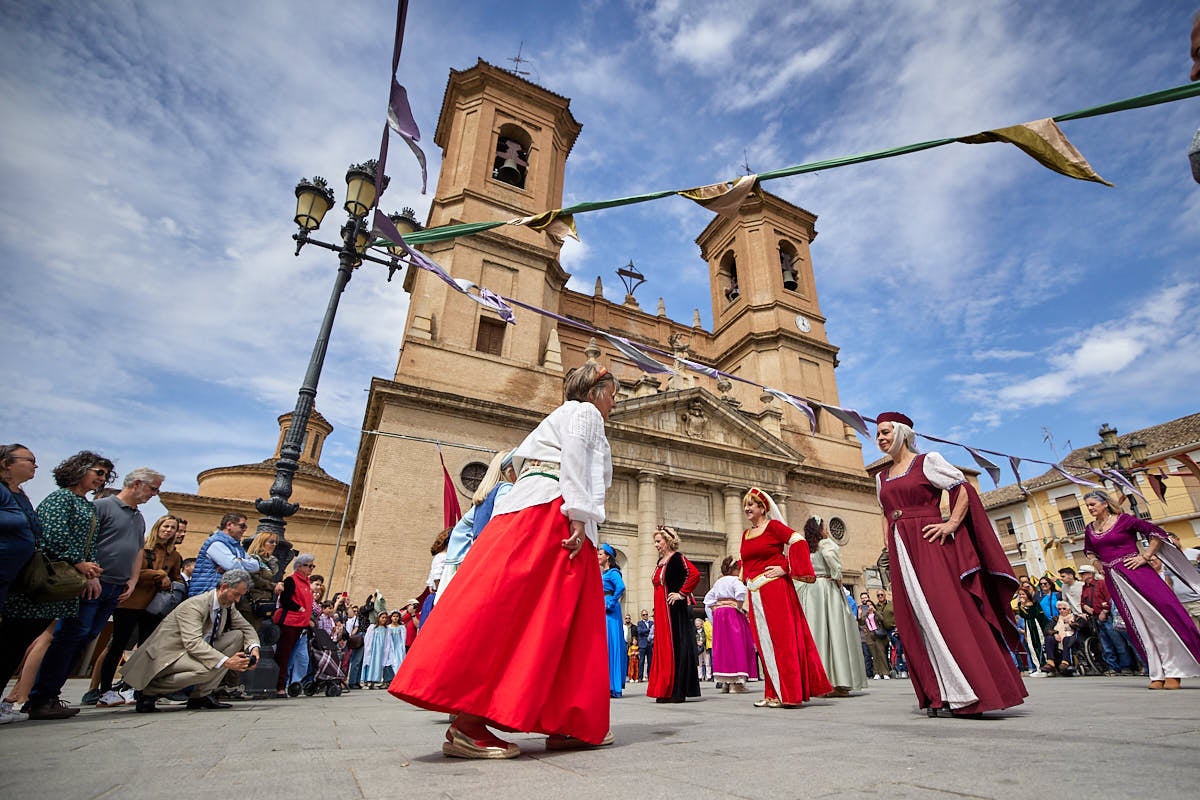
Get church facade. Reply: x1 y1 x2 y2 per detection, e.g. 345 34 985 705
342 60 883 614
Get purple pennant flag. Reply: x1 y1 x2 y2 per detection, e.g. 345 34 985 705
966 447 1001 487
821 404 871 438
1052 464 1100 488
1008 455 1024 490
678 357 721 380
1104 469 1147 501
604 334 674 374
764 388 817 433
388 79 427 193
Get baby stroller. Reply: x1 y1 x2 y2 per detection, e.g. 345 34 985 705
302 627 346 697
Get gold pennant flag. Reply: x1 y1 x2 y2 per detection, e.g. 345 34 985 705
508 209 579 245
958 118 1113 186
678 174 758 217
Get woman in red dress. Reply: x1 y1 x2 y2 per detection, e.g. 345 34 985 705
389 363 617 758
646 525 701 703
874 411 1026 717
739 488 832 707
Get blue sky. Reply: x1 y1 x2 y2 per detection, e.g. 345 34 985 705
2 0 1198 518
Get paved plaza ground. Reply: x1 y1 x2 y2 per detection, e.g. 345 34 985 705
1 674 1196 799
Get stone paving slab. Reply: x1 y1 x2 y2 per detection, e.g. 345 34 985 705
1 675 1196 799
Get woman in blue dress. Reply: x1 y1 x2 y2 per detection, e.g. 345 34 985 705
599 543 626 698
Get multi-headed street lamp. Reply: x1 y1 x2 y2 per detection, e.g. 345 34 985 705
254 161 421 539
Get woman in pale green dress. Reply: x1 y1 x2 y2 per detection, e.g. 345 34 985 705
796 516 867 696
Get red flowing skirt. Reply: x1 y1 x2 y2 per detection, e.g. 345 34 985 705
747 577 832 704
388 498 609 743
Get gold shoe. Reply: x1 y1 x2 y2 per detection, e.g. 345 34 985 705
731 682 749 693
1147 680 1165 690
545 730 615 750
1164 678 1182 690
442 726 520 759
753 698 783 708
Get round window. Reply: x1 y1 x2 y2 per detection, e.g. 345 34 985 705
829 516 847 543
460 462 488 492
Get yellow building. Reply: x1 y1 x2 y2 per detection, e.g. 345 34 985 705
161 409 351 587
982 413 1200 577
342 60 884 612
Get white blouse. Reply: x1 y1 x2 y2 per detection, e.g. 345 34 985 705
813 538 843 580
493 400 612 545
875 450 966 499
703 575 748 610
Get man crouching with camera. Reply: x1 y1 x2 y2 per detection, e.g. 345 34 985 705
122 569 260 712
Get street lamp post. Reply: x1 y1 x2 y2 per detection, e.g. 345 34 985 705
254 162 421 540
1085 423 1150 519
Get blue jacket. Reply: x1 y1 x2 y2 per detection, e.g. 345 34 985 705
189 531 250 596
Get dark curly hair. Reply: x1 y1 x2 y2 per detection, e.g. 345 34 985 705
52 450 116 489
803 516 825 552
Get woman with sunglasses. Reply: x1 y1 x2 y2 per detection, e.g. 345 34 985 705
0 450 112 720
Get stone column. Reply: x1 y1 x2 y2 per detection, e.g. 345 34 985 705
722 485 745 559
634 471 661 615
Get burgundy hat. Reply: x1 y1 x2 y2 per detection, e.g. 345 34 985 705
876 411 914 427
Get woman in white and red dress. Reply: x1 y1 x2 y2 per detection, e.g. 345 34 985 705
389 363 617 759
874 411 1026 718
646 525 701 703
739 488 832 707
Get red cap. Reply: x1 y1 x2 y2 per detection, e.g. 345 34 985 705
876 411 914 427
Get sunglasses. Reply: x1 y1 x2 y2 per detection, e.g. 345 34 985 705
88 467 110 478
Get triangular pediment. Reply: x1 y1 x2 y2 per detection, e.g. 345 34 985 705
607 386 803 466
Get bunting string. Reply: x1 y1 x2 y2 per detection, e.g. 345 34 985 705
390 81 1200 248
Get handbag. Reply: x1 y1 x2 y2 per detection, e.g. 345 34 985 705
14 508 96 604
347 633 365 650
145 588 177 617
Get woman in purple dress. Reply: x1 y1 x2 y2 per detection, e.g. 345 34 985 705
875 412 1027 717
1082 490 1200 690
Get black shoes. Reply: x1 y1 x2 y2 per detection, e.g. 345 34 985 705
134 691 159 713
186 694 233 710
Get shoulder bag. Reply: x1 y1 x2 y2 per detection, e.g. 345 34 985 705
14 504 95 604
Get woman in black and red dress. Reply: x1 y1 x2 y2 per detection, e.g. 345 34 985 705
646 525 701 703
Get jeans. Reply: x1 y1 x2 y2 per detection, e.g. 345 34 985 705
1098 618 1133 671
287 631 310 685
861 641 873 677
639 645 652 681
30 581 124 704
347 645 364 687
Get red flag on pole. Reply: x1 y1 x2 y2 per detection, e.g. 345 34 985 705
439 446 462 529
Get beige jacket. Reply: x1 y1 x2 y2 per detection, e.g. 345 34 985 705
122 589 259 689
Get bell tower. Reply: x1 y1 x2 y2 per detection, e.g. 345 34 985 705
397 60 582 410
697 190 853 451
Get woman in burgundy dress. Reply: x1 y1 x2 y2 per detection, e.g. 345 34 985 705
1082 489 1200 689
647 525 702 703
739 488 832 707
874 412 1026 717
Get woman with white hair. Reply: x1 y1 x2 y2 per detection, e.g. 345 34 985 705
738 487 832 708
1082 489 1200 689
874 412 1026 717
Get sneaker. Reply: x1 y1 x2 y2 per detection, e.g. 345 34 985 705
81 688 101 706
1104 670 1118 677
26 698 80 720
871 675 882 680
883 675 892 680
0 700 29 724
96 690 126 708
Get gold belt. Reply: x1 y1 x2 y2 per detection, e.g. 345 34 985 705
747 574 780 592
